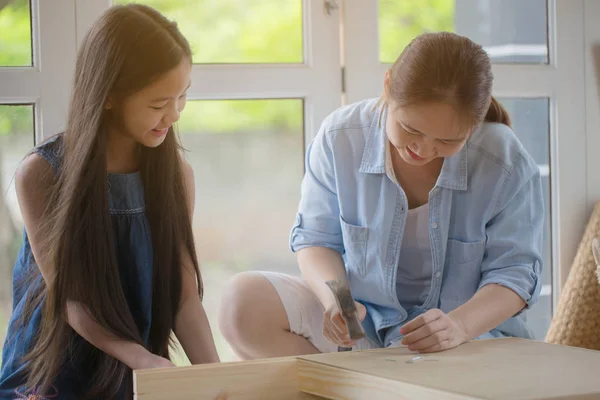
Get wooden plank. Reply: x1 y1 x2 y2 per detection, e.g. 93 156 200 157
297 338 600 400
298 359 476 400
133 356 322 400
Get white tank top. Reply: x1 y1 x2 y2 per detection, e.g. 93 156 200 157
395 203 433 309
385 140 433 309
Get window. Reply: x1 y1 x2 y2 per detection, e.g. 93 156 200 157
0 0 82 368
0 104 35 359
113 0 304 64
378 0 454 64
0 0 32 67
453 0 549 64
179 99 304 361
379 0 548 65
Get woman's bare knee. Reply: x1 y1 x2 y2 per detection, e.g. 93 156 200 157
218 272 289 346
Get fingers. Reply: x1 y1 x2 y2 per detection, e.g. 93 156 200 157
355 301 367 322
401 316 447 346
324 323 352 347
399 309 463 353
323 309 355 347
330 313 355 346
404 329 449 351
400 309 443 335
323 301 369 347
420 339 451 353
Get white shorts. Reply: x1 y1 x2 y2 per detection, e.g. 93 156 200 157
260 271 380 353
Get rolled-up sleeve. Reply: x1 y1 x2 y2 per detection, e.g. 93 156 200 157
478 156 544 309
289 123 343 254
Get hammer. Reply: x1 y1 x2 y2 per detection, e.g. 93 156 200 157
325 277 365 351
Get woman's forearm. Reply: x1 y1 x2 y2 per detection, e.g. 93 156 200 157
297 246 348 310
448 283 526 340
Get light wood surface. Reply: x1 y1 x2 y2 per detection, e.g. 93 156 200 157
133 338 600 399
133 356 321 400
297 338 600 400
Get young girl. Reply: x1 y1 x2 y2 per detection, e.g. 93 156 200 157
0 4 219 399
220 32 545 358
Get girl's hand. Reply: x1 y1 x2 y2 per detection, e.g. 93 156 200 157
399 309 469 353
322 301 367 347
135 352 176 370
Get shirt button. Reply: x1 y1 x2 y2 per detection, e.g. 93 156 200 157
435 271 441 278
431 222 438 229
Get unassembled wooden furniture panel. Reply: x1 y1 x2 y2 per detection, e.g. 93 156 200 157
133 356 320 400
134 338 600 399
297 338 600 399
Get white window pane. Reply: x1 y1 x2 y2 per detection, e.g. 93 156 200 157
455 0 548 64
113 0 304 64
379 0 548 65
499 98 550 165
0 0 33 67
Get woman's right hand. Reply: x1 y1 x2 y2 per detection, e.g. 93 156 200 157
322 300 367 347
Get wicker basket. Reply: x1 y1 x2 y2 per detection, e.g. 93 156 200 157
594 238 600 286
545 202 600 350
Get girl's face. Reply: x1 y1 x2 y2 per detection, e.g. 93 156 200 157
385 100 471 166
107 58 192 148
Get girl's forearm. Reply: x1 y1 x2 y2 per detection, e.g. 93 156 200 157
66 300 150 369
174 297 220 364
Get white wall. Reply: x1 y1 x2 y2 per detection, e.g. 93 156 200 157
585 0 600 214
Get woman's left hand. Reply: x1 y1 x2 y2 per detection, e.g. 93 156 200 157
399 309 469 353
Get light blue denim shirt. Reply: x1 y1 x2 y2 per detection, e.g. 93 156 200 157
290 99 544 348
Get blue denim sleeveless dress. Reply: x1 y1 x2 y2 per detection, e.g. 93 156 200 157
0 135 154 400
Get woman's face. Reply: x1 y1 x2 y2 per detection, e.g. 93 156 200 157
385 100 471 166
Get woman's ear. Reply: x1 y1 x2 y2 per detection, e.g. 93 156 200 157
104 96 113 110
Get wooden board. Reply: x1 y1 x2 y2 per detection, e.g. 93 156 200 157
296 338 600 400
133 356 321 400
133 338 600 399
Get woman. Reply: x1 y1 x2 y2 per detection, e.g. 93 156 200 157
219 32 544 358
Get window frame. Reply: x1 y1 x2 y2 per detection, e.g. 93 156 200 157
0 0 77 142
74 0 343 146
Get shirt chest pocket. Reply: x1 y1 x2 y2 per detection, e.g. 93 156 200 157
442 238 486 301
340 217 369 276
447 239 485 264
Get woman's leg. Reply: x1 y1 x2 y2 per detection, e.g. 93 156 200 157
218 271 338 360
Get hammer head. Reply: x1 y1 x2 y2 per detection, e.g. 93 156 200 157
325 278 365 341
